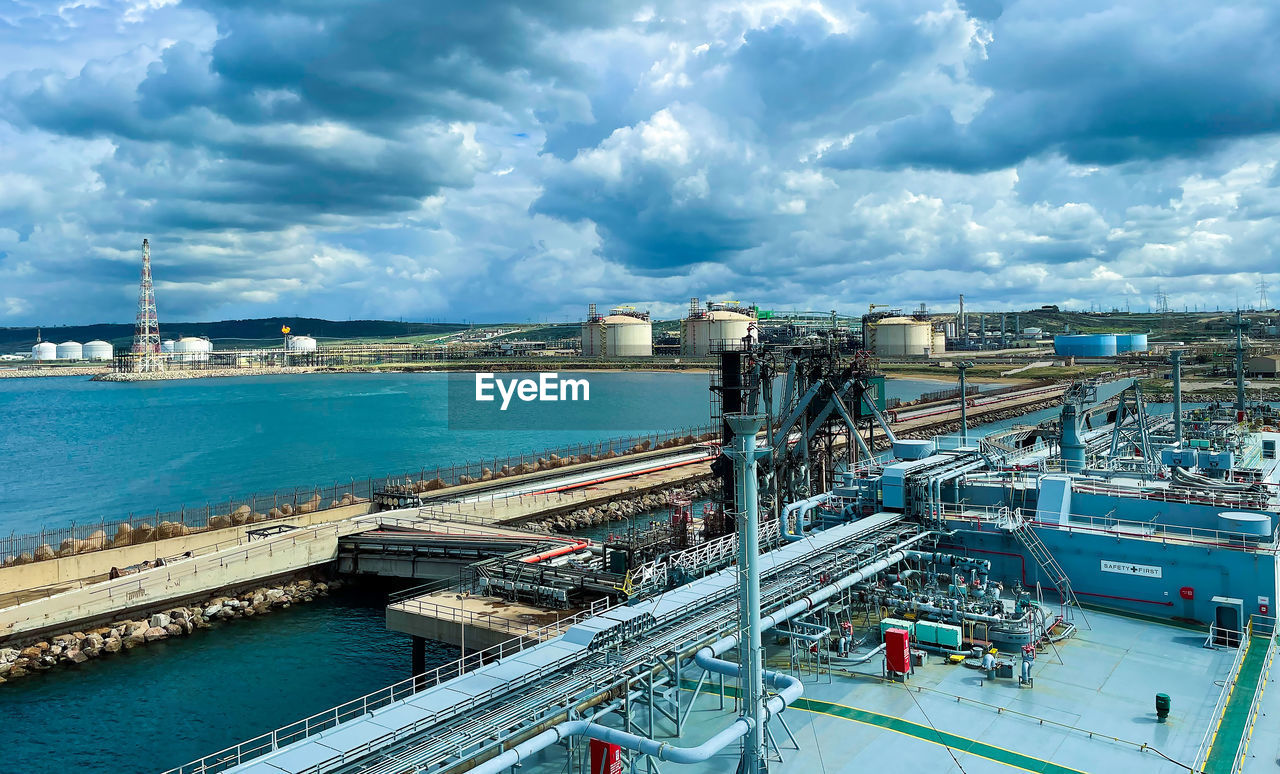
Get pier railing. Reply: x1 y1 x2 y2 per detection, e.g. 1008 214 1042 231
0 424 717 565
162 596 617 774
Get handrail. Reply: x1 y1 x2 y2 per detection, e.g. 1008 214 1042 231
938 502 1279 555
1231 615 1278 772
1193 620 1253 770
163 596 619 774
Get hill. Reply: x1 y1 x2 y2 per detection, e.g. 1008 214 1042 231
0 318 469 352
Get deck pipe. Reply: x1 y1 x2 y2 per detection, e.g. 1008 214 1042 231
468 532 931 774
831 643 886 664
780 492 833 542
1171 349 1183 442
724 412 770 774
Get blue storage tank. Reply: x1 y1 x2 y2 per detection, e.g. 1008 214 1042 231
1054 334 1117 357
1115 333 1148 353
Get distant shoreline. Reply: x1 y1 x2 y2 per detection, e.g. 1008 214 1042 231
0 366 111 379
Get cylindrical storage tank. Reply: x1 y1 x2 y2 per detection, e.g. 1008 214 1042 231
174 336 212 362
55 341 83 360
581 321 603 357
286 335 317 353
681 306 757 356
1054 334 1117 357
1218 511 1273 540
1115 333 1148 353
602 315 652 357
161 339 177 353
931 330 946 355
83 340 113 361
872 317 932 357
32 341 57 360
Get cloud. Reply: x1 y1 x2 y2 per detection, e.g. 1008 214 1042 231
0 0 1279 328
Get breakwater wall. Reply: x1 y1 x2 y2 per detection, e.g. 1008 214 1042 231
0 573 341 685
1 425 717 568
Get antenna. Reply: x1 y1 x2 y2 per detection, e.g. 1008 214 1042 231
131 238 163 372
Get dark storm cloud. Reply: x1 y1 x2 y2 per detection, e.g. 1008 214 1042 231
1 0 634 233
825 1 1280 172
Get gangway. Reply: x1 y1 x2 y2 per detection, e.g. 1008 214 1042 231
996 508 1090 629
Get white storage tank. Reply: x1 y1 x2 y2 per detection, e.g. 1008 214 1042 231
161 339 177 353
287 335 318 353
83 340 114 361
869 317 932 357
173 336 213 362
681 299 757 356
56 341 83 360
32 341 57 361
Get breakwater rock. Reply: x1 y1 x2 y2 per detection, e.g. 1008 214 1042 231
519 478 718 534
1 495 365 568
95 366 324 382
0 575 342 685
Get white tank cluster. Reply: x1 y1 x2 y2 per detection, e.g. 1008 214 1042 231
83 340 114 361
581 305 652 357
680 298 758 356
173 336 213 362
55 341 83 360
31 341 57 360
287 335 318 353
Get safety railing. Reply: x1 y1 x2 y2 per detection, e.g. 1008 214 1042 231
163 596 620 774
1231 615 1277 773
388 593 611 638
938 502 1279 554
1192 623 1250 771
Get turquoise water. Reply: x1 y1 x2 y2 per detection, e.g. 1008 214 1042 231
0 371 974 773
0 373 964 535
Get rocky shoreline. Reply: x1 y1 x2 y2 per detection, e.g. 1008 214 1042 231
0 366 110 379
520 478 719 533
2 495 364 567
0 574 342 685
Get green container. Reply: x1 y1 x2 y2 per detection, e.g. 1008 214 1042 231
932 623 963 650
1156 693 1171 722
880 617 915 641
914 620 937 646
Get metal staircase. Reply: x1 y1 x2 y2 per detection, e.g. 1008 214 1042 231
996 508 1090 628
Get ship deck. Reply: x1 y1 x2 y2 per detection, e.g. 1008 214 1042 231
512 609 1251 774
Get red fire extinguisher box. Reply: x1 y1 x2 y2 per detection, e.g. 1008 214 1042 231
590 739 622 774
884 627 911 674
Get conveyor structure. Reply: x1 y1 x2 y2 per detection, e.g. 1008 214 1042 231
170 512 930 774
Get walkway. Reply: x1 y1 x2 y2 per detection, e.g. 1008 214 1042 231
1205 633 1274 774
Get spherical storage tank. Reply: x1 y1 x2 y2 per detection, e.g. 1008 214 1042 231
55 341 83 360
83 340 113 361
173 336 213 362
286 335 318 353
871 317 933 357
681 302 757 356
1115 333 1148 353
32 341 57 360
1054 334 1117 357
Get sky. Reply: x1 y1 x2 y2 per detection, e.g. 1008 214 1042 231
1 0 1278 325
